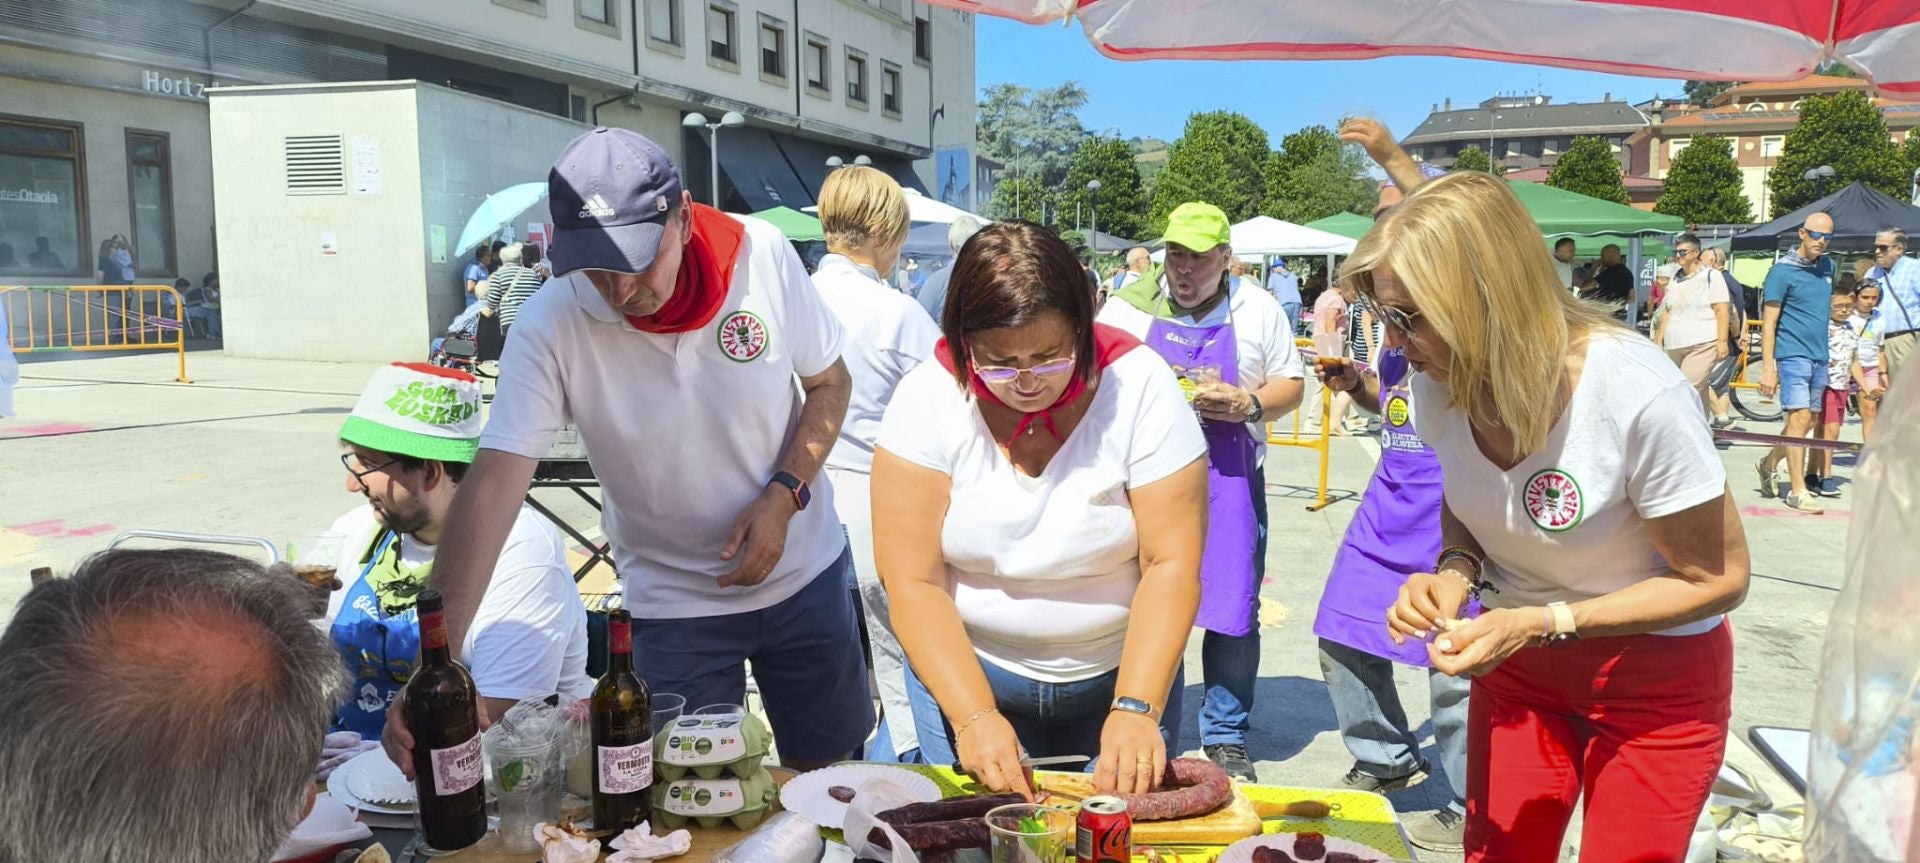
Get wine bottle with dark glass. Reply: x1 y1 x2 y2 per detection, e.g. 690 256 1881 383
592 608 653 833
403 588 487 853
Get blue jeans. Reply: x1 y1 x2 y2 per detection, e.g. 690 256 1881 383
1775 355 1827 412
1282 302 1302 336
1318 638 1469 815
905 657 1185 766
1199 462 1266 747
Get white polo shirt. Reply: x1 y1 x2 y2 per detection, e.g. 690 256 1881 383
481 214 848 619
1097 275 1305 449
812 253 941 476
876 349 1207 682
1412 331 1728 636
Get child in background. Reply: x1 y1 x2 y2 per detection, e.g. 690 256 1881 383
1850 280 1889 443
1810 286 1868 497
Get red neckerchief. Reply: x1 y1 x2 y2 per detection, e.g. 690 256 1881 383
934 323 1142 441
624 204 744 333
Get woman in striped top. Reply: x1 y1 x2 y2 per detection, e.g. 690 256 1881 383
484 243 547 333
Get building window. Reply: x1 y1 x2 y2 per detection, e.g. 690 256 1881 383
1746 102 1767 113
0 116 86 277
492 0 547 16
125 130 174 277
580 0 610 21
759 16 786 79
1668 138 1691 160
707 2 737 64
1761 135 1784 159
1543 138 1560 155
576 0 617 36
914 17 932 63
647 0 681 47
804 34 830 94
881 62 902 116
846 48 868 107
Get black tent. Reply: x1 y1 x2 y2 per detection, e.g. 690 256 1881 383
1732 182 1920 253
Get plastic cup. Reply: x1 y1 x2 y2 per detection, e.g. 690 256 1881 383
484 734 561 853
653 692 687 729
692 702 745 716
286 531 345 617
986 803 1073 863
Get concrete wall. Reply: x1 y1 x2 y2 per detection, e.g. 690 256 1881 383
0 43 216 287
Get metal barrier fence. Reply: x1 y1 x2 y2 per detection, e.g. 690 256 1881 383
1266 337 1335 511
2 284 191 383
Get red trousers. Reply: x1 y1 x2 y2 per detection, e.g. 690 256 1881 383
1465 623 1732 862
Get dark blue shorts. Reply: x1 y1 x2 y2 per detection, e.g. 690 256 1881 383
630 545 873 762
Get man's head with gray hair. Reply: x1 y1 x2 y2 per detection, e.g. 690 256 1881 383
498 243 525 266
0 550 347 863
1875 226 1908 271
948 215 985 254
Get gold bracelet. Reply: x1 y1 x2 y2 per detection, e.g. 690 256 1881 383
953 706 1000 741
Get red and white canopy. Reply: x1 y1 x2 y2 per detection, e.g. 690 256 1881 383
939 1 1920 96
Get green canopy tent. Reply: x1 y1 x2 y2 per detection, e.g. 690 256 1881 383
1303 212 1375 241
751 206 824 242
1505 180 1683 322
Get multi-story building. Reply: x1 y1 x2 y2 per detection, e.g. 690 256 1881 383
1627 75 1920 218
0 0 975 288
1400 93 1651 174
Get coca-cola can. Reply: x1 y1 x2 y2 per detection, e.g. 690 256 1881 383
1076 795 1131 863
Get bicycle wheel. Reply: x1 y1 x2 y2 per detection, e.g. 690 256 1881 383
1730 347 1785 424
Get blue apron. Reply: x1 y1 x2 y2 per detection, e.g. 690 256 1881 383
329 531 422 740
1144 313 1261 637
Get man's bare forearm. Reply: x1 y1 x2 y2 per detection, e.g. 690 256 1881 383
429 449 540 650
783 358 851 481
1761 304 1782 364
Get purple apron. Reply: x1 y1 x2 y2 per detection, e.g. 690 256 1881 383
1144 315 1260 637
1312 349 1450 665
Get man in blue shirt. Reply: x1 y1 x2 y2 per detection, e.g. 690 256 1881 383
1757 212 1834 513
1266 258 1302 334
1867 227 1919 380
462 247 494 301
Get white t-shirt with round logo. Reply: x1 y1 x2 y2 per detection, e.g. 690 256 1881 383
1411 331 1728 636
875 348 1207 682
480 214 848 619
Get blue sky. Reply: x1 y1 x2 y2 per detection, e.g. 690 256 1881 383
973 16 1689 146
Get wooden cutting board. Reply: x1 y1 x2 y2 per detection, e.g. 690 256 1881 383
1034 772 1262 847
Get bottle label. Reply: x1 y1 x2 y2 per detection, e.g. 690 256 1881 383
420 608 449 651
659 715 750 765
429 733 482 796
609 618 632 655
598 738 654 795
661 777 747 817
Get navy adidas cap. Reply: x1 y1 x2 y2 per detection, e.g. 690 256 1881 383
547 127 685 276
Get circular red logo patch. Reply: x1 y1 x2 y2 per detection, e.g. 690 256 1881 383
717 311 769 362
1523 468 1584 532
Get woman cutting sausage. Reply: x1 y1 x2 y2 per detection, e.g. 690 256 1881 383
872 222 1207 798
1347 171 1751 860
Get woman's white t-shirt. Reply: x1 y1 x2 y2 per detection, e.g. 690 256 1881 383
1661 267 1732 350
1412 331 1728 636
876 348 1207 682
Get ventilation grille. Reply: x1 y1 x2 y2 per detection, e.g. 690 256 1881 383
285 135 345 196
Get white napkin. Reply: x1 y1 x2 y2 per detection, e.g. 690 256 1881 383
270 794 372 862
315 731 380 782
535 823 601 863
843 778 925 863
606 821 693 862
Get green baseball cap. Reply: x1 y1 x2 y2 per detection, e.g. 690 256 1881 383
338 362 484 464
1163 202 1231 253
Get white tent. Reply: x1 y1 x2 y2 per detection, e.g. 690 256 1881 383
1228 216 1356 256
803 188 989 225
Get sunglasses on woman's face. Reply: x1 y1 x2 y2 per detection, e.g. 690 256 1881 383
970 353 1077 383
1361 295 1423 338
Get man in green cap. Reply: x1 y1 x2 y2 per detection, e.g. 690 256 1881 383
1100 202 1304 780
321 362 592 744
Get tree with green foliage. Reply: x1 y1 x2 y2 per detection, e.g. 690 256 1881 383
1547 137 1631 205
1654 136 1753 224
987 174 1050 224
975 81 1090 188
1148 111 1270 236
1054 136 1150 241
1765 90 1907 217
1684 80 1734 106
1261 125 1375 224
1901 133 1920 199
1450 144 1494 174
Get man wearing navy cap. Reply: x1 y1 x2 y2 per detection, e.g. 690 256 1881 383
384 127 866 772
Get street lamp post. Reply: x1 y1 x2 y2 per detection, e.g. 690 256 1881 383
682 110 746 207
1805 164 1836 199
1087 179 1101 247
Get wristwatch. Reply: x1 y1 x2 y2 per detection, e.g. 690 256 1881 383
1245 392 1265 423
1545 600 1580 647
769 471 811 512
1111 696 1161 721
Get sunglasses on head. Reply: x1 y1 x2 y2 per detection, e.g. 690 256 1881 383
1805 229 1834 241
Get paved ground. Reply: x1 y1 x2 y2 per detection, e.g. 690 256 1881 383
2 347 1855 859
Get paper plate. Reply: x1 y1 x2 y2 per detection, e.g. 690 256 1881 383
778 764 940 830
326 750 414 815
1218 832 1397 863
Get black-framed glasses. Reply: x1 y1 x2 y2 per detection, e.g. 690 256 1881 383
1361 295 1423 338
1875 244 1900 254
340 452 399 485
